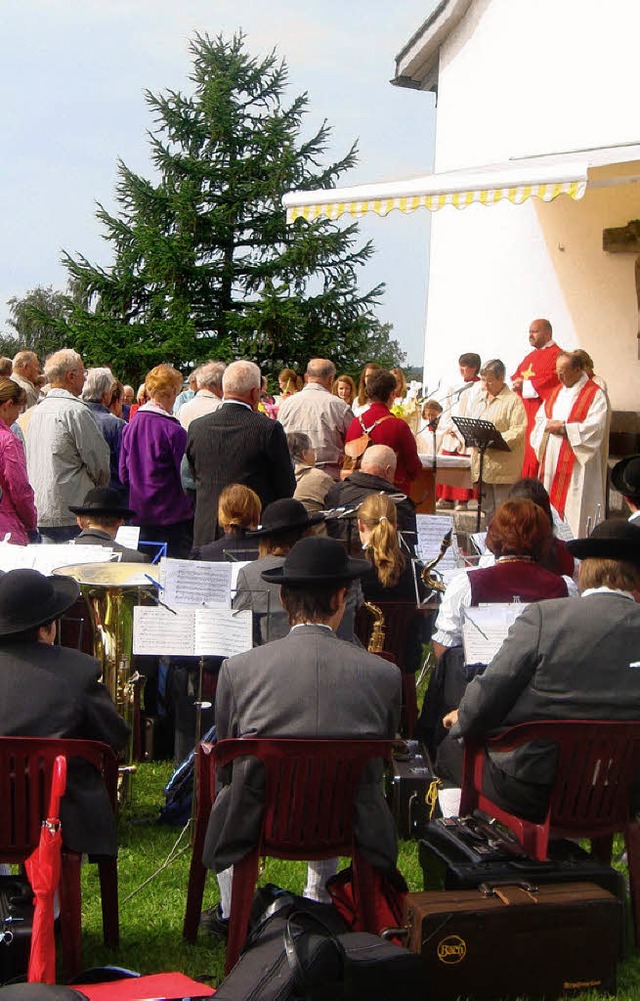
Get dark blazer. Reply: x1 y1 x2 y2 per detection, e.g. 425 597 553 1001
75 528 151 564
203 624 401 874
187 403 296 547
325 472 417 554
191 528 259 563
0 639 130 855
454 592 640 789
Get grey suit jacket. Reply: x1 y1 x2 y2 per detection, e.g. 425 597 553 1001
456 592 640 785
203 624 401 873
75 529 150 564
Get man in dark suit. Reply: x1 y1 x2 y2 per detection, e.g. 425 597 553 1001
325 444 417 554
0 569 130 855
201 536 401 935
69 487 150 563
437 519 640 820
187 360 296 547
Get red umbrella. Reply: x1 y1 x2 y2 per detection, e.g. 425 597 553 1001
25 754 67 984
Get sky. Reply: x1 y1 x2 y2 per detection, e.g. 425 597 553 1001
1 1 437 366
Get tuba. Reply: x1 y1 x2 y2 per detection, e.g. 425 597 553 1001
364 601 386 653
54 562 155 804
421 529 453 594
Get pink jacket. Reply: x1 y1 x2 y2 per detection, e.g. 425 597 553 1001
0 423 37 544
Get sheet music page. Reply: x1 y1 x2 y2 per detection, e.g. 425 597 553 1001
0 545 36 571
36 545 115 575
133 606 196 655
470 532 488 555
415 514 462 585
115 525 141 549
230 561 252 599
194 608 253 657
163 558 232 609
462 603 527 665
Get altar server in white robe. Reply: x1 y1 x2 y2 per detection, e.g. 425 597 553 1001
531 351 609 538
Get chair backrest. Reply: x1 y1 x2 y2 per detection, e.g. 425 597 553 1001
355 601 420 668
479 719 640 834
205 737 395 859
0 737 118 862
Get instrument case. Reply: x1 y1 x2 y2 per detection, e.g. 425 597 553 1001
385 740 436 839
0 875 34 984
419 816 625 901
405 881 621 1000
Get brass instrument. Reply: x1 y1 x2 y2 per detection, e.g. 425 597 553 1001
364 601 386 653
421 529 453 594
54 562 155 804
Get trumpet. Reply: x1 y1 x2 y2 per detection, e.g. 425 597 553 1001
421 529 453 594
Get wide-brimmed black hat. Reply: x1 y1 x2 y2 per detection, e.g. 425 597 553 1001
248 498 324 537
0 569 80 636
261 536 370 586
611 455 640 501
566 519 640 563
68 487 135 518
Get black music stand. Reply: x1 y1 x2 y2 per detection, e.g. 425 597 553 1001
452 416 510 532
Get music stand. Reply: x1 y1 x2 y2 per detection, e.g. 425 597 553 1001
452 416 510 531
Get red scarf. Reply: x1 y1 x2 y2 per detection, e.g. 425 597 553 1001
541 378 599 516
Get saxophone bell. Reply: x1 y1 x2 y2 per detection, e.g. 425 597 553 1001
421 529 453 595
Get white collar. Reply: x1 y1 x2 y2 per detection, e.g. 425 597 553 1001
581 586 636 602
222 399 253 411
290 622 334 632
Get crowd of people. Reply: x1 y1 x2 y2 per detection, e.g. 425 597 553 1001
0 332 638 960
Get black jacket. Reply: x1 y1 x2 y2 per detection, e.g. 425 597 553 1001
325 472 417 554
187 403 295 547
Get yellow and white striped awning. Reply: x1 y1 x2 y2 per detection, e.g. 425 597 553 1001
283 158 589 224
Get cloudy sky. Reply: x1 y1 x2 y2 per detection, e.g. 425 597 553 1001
2 1 437 365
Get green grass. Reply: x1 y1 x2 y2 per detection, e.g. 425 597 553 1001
73 761 640 997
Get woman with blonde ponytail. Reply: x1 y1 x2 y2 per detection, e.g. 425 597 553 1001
357 493 415 600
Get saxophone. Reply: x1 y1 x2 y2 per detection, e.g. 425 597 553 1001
421 529 453 594
364 601 386 653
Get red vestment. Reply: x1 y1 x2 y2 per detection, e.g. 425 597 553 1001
540 377 600 518
512 344 562 478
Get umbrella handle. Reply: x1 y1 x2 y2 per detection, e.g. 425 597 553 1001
48 756 67 818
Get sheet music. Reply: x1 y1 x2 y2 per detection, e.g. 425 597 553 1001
115 525 140 549
37 545 115 575
0 545 36 571
462 603 527 665
163 558 232 609
133 605 253 656
415 514 463 585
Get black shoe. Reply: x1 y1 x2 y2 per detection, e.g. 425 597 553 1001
200 903 229 940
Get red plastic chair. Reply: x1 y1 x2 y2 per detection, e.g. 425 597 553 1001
459 720 640 945
183 737 395 973
0 736 120 978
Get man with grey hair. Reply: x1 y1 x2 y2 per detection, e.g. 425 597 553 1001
178 361 226 430
26 349 110 542
278 358 353 480
11 350 41 409
187 360 295 546
467 358 527 521
325 444 417 553
82 367 126 491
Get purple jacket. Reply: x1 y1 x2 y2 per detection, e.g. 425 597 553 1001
119 406 192 526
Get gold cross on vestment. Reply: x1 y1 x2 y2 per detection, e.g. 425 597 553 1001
520 365 535 379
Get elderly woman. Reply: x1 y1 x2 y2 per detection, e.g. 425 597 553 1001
431 499 571 659
119 363 193 557
0 379 36 544
191 483 261 562
287 431 333 524
82 367 126 491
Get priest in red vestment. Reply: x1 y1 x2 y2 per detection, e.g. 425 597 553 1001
511 318 562 478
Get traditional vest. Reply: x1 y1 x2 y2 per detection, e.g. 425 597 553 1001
469 561 568 606
540 378 600 517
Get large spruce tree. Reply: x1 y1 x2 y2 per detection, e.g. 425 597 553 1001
59 33 403 384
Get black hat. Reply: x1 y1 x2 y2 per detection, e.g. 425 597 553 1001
68 487 135 518
261 536 370 586
611 455 640 502
0 569 80 636
248 498 324 537
566 519 640 563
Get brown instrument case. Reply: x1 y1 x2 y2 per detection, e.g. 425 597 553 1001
404 881 621 999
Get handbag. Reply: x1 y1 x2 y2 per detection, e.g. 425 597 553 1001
0 876 34 986
340 416 394 480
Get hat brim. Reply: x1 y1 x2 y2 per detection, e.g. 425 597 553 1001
566 537 640 562
261 555 371 586
248 512 325 537
611 456 640 500
0 576 80 636
68 504 136 517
